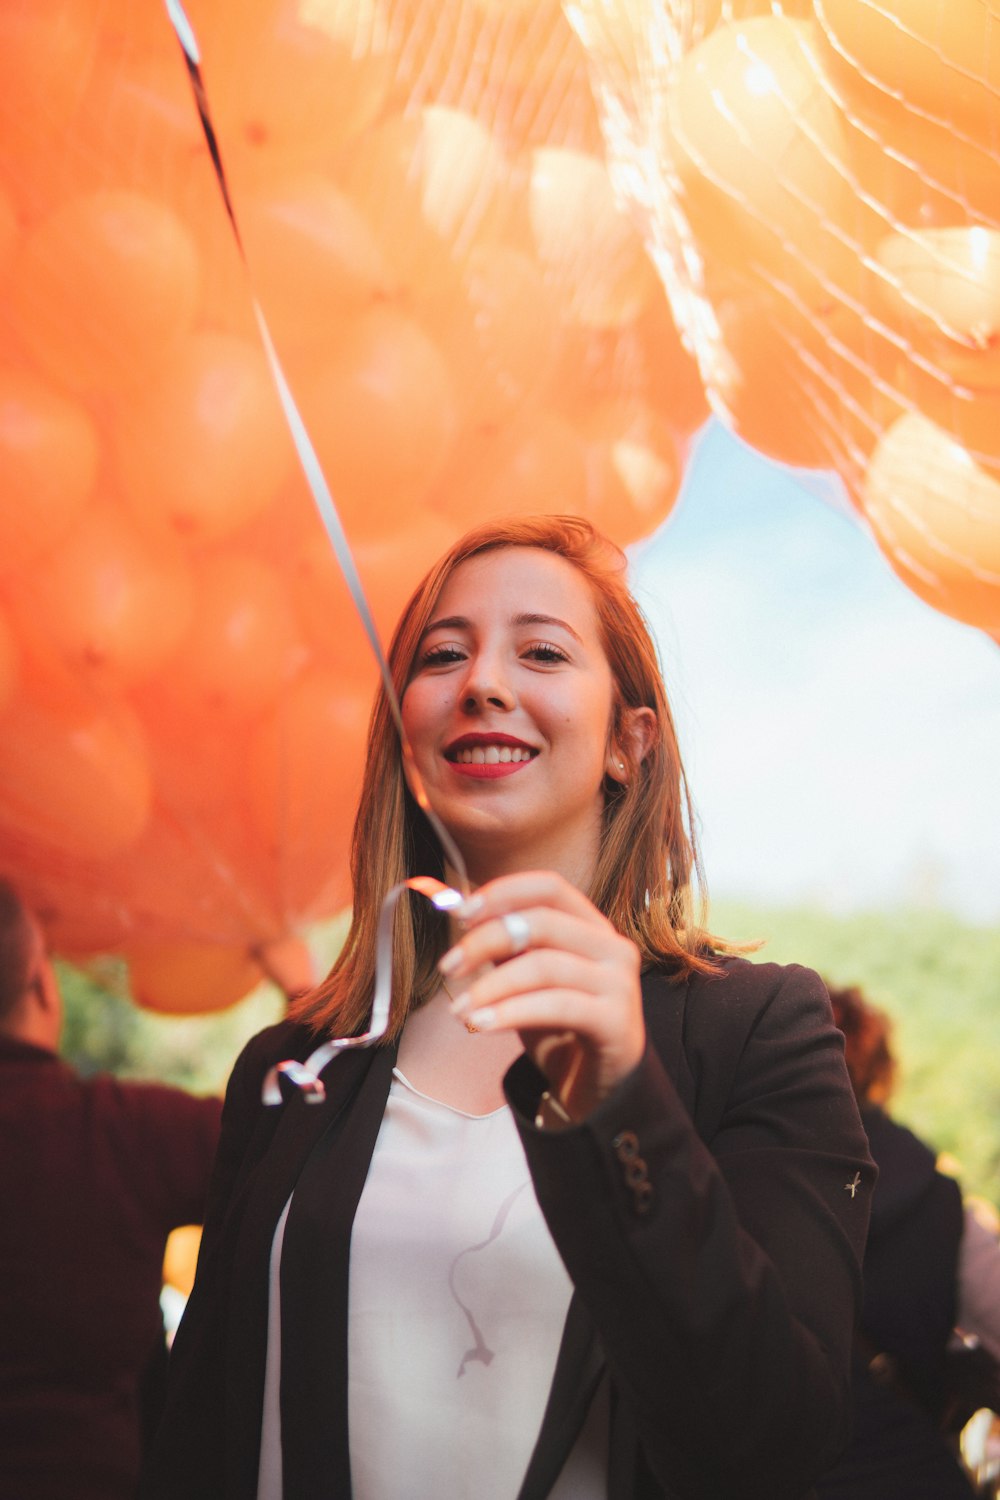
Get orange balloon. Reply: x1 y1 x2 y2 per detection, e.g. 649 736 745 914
437 244 562 422
165 555 307 716
704 270 903 474
814 0 1000 140
862 409 1000 632
665 17 861 312
580 397 682 544
0 0 104 199
0 369 99 575
391 0 603 153
550 290 710 446
6 503 194 687
873 227 1000 393
6 46 213 226
623 291 711 443
432 408 588 522
115 332 294 542
163 1226 203 1297
247 668 371 920
0 865 139 958
185 0 393 185
131 678 252 826
228 477 321 565
8 191 201 395
341 107 510 311
298 308 459 532
125 940 263 1015
527 147 659 328
289 513 459 665
350 517 462 642
485 0 606 154
0 685 151 859
0 607 18 712
836 86 1000 233
79 791 281 950
229 173 397 349
0 184 16 274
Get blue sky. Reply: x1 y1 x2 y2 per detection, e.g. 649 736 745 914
628 421 1000 923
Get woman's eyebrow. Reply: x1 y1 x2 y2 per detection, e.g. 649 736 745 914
420 611 584 644
421 613 469 638
513 612 584 643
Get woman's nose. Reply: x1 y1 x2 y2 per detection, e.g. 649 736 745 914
461 659 515 713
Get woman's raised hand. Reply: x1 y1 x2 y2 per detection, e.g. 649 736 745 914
440 871 646 1123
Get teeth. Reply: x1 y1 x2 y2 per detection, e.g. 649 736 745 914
454 745 532 764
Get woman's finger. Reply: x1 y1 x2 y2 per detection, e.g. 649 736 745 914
447 949 615 1016
457 869 600 928
455 986 635 1043
441 906 621 980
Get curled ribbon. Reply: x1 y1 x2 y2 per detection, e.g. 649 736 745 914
260 877 465 1105
161 1 471 1102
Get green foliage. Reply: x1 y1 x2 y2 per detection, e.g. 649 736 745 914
713 901 1000 1209
58 957 286 1098
57 915 352 1097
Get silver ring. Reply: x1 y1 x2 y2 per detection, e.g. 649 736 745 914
501 911 532 957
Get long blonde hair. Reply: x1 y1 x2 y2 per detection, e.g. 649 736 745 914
294 515 723 1039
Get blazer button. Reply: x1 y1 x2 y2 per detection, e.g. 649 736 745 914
624 1158 648 1189
613 1130 639 1162
633 1180 654 1216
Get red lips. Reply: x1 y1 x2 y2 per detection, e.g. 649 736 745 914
443 731 538 780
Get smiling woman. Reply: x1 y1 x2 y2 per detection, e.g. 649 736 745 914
401 546 632 892
144 515 876 1500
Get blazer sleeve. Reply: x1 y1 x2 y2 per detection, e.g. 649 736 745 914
505 961 875 1500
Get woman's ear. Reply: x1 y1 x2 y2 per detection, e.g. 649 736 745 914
606 706 658 782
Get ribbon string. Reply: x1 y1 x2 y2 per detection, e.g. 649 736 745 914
163 0 468 893
260 877 464 1105
161 0 472 1099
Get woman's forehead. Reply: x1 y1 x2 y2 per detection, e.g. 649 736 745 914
436 546 598 624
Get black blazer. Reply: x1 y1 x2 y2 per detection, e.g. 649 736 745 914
144 957 874 1500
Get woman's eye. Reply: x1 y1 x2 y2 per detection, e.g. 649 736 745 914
524 641 568 664
419 643 466 668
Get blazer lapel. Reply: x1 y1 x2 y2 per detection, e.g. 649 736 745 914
223 1042 396 1500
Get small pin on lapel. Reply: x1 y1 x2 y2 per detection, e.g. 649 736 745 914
844 1171 862 1199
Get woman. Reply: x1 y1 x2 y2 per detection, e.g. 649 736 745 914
144 515 874 1500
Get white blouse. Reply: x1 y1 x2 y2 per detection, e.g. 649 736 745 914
256 1067 608 1500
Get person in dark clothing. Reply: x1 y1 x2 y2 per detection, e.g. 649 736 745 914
0 877 224 1500
817 983 1000 1499
144 515 874 1500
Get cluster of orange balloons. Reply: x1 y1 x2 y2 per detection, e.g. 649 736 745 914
0 0 708 1006
570 0 1000 635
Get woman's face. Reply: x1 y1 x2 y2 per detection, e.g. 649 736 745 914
401 546 619 886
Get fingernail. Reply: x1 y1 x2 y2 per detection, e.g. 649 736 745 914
471 1007 496 1030
456 894 484 921
439 947 461 975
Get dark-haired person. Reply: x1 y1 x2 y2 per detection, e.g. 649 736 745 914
0 878 223 1500
145 515 874 1500
817 983 1000 1499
